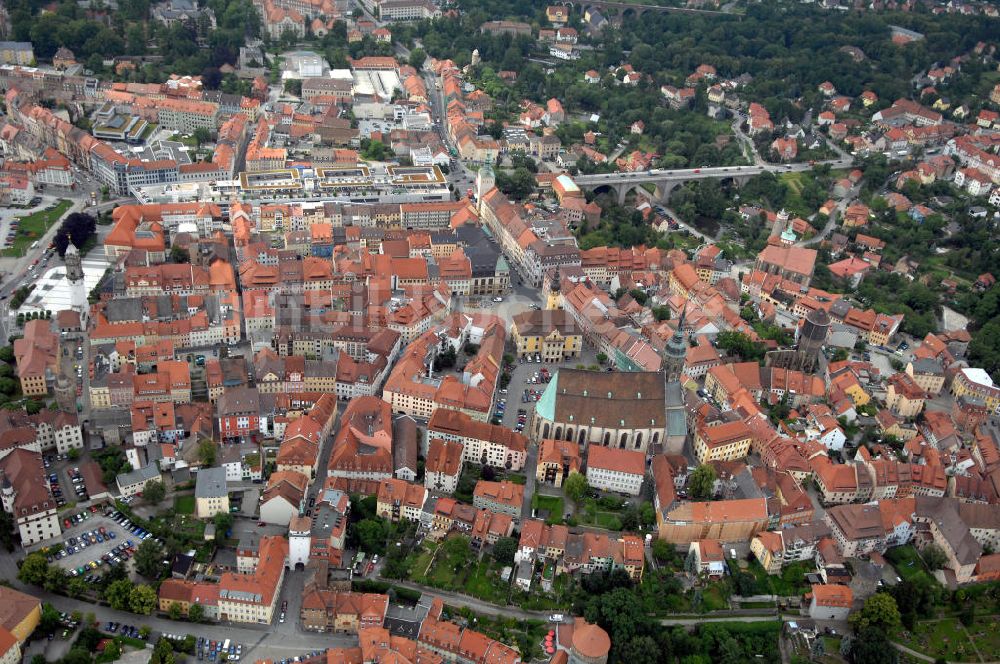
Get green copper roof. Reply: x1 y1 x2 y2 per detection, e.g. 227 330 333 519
535 371 559 421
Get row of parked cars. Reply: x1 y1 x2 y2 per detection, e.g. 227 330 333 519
105 508 155 541
62 525 116 555
196 637 242 662
106 622 145 639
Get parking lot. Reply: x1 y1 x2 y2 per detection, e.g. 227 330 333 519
49 510 150 577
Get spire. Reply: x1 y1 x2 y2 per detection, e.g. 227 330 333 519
550 266 561 293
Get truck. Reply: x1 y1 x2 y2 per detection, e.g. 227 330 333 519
222 640 231 652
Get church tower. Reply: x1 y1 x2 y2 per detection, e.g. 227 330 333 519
64 238 88 327
663 306 687 383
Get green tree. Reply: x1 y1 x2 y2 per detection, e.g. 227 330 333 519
651 539 673 563
213 512 234 534
104 579 133 611
921 543 948 571
168 603 182 620
67 576 90 599
687 464 717 501
850 593 901 632
43 565 66 593
198 439 217 466
61 649 92 664
188 603 205 623
143 480 166 505
0 347 13 362
596 353 608 365
67 448 81 461
492 537 517 566
564 473 589 503
17 552 49 586
356 518 389 555
408 47 426 69
0 509 16 552
39 603 61 635
130 584 158 615
847 627 898 664
192 127 212 147
134 538 165 579
170 245 191 263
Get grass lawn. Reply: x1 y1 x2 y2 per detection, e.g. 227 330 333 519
531 494 564 517
886 545 937 586
173 495 195 514
894 618 983 662
3 199 73 257
463 560 510 604
700 584 731 612
592 512 623 530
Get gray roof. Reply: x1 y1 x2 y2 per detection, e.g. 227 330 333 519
195 466 228 498
117 463 161 488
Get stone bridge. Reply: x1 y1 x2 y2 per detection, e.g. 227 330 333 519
573 159 853 204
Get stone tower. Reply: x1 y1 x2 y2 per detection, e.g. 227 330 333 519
475 164 495 213
796 307 831 372
64 238 88 327
471 48 481 68
54 374 77 413
545 267 563 310
1 473 14 514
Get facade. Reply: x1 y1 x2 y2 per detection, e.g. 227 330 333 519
693 420 752 465
656 498 769 544
427 408 527 471
0 450 60 546
585 446 645 496
0 586 42 643
299 589 389 633
808 584 853 621
535 438 581 487
510 310 582 361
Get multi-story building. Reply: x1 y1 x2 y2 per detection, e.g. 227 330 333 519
156 98 220 134
510 310 581 362
951 368 1000 414
375 478 427 523
424 438 465 493
472 480 523 521
886 372 926 418
427 408 527 471
299 589 389 633
693 420 752 465
13 320 59 397
194 467 230 518
215 535 288 623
